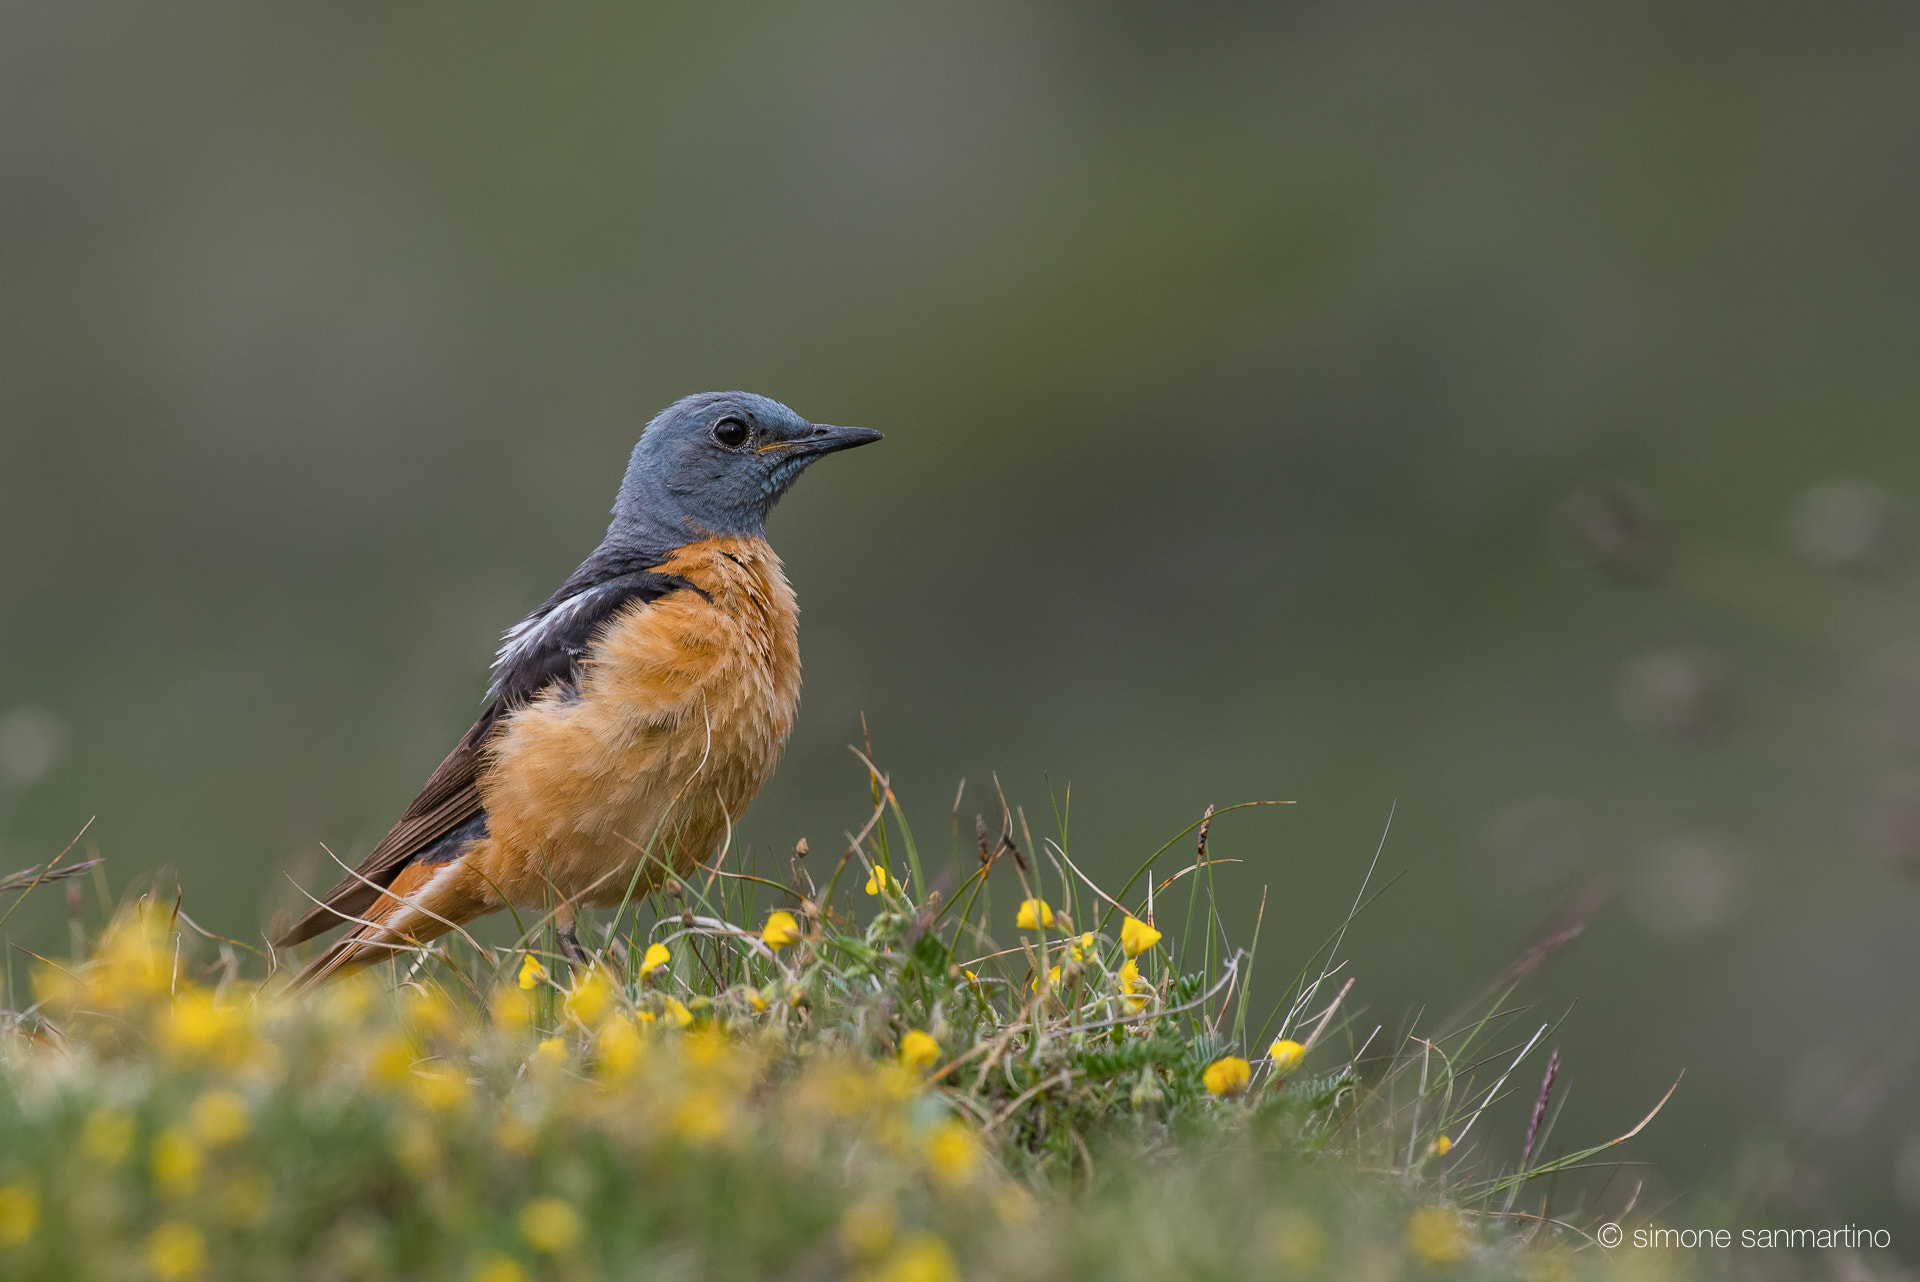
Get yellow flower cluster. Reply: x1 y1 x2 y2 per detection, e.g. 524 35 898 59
2 903 1015 1282
1003 912 1168 1016
0 850 1598 1281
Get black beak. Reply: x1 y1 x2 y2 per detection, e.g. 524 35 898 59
796 424 884 456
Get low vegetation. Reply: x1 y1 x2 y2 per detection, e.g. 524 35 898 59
0 769 1687 1280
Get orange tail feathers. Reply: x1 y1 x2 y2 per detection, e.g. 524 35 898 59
287 858 491 990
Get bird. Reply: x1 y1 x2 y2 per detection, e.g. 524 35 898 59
276 391 882 986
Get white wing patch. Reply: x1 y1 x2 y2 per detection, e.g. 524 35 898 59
488 587 607 701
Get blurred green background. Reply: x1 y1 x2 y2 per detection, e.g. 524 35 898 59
5 0 1920 1239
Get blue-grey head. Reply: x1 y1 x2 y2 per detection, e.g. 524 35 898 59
607 391 883 552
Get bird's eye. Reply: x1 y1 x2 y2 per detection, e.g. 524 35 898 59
712 417 749 449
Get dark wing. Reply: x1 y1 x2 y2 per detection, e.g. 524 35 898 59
486 564 707 707
275 552 706 949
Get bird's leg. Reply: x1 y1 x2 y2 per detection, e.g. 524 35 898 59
555 903 590 965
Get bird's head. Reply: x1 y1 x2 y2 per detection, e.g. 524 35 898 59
609 391 883 549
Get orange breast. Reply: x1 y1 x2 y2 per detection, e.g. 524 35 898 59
471 535 802 908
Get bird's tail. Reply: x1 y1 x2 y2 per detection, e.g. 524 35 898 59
287 858 488 990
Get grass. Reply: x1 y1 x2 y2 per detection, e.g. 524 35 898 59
0 761 1699 1280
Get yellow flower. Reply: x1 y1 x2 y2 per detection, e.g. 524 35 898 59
1015 899 1054 931
1202 1056 1252 1096
532 1038 568 1069
29 964 81 1010
151 1127 203 1198
761 911 801 948
82 1109 137 1166
865 864 891 895
1031 965 1061 993
597 1014 644 1079
146 1221 208 1281
1120 915 1162 957
898 1029 941 1070
564 968 611 1026
1427 1134 1453 1158
640 942 671 977
403 986 459 1037
518 1197 583 1254
681 1026 729 1068
869 1232 959 1282
662 996 693 1029
1067 932 1096 962
518 953 547 989
923 1118 978 1188
489 984 533 1036
85 912 172 1007
320 973 376 1026
1119 959 1147 1011
1268 1038 1305 1075
472 1253 529 1282
412 1069 470 1112
369 1034 417 1085
671 1088 730 1144
0 1183 38 1246
159 990 252 1067
1406 1206 1469 1265
746 988 770 1012
189 1089 249 1145
873 1063 921 1102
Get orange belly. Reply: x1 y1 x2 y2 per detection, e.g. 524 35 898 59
466 535 802 910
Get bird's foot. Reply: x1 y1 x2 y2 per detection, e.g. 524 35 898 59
557 922 590 965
